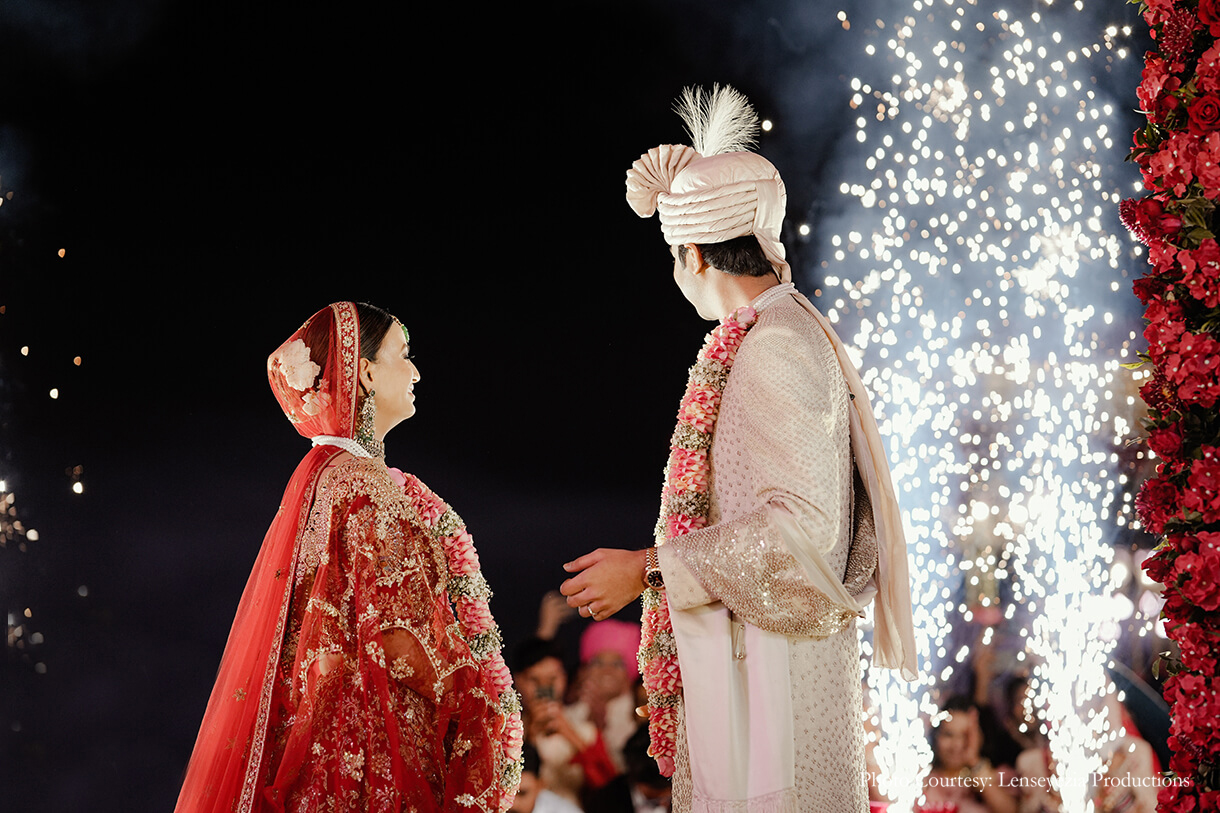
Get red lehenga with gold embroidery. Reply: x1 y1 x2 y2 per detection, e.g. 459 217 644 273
175 303 520 813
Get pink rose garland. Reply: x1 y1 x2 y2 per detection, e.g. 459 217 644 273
399 473 525 812
638 305 757 777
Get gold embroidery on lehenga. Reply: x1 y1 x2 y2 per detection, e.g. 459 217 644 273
389 657 415 680
340 749 364 782
263 456 503 812
370 750 393 782
307 596 341 618
296 460 428 587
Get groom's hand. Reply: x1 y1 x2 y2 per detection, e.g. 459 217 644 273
560 548 648 621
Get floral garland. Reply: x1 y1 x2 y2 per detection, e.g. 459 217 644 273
637 305 758 777
1122 1 1220 808
399 472 524 812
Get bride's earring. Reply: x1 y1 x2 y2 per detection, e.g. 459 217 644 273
355 390 378 451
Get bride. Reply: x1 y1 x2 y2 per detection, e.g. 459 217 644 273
175 302 522 812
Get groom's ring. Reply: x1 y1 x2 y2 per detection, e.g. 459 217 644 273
582 605 594 619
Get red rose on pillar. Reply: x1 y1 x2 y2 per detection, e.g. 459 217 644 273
1150 425 1185 459
1139 53 1182 124
1157 780 1198 813
1172 619 1220 675
1201 0 1220 36
1176 551 1220 613
1144 0 1178 28
1150 133 1197 196
1179 239 1220 308
1148 238 1182 277
1137 475 1182 534
1180 450 1220 522
1172 335 1220 406
1133 275 1166 305
1143 298 1188 362
1143 540 1177 584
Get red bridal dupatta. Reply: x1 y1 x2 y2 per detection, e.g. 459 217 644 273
175 303 514 812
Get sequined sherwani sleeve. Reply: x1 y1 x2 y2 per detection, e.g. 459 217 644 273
657 295 867 637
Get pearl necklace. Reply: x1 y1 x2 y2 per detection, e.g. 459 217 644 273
311 435 383 459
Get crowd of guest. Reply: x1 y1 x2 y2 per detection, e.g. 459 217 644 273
504 594 1166 813
903 640 1163 813
508 594 671 813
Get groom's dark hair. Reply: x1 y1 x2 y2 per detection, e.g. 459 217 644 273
678 234 774 277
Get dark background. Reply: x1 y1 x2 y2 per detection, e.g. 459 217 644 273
0 1 1150 810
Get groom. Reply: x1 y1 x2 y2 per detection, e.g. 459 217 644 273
559 86 916 812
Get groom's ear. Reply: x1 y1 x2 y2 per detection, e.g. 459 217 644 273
683 243 707 275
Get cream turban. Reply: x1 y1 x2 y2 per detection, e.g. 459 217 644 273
624 87 791 282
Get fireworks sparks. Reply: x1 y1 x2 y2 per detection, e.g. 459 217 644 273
811 2 1150 809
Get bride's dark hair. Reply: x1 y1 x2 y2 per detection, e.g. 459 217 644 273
355 302 396 362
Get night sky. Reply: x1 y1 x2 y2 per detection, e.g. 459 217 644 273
0 1 1152 810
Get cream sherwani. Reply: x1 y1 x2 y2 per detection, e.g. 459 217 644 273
657 284 875 812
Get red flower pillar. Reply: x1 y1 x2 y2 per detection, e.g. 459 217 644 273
1126 2 1220 809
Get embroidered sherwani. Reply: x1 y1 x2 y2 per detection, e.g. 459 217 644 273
657 286 874 812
